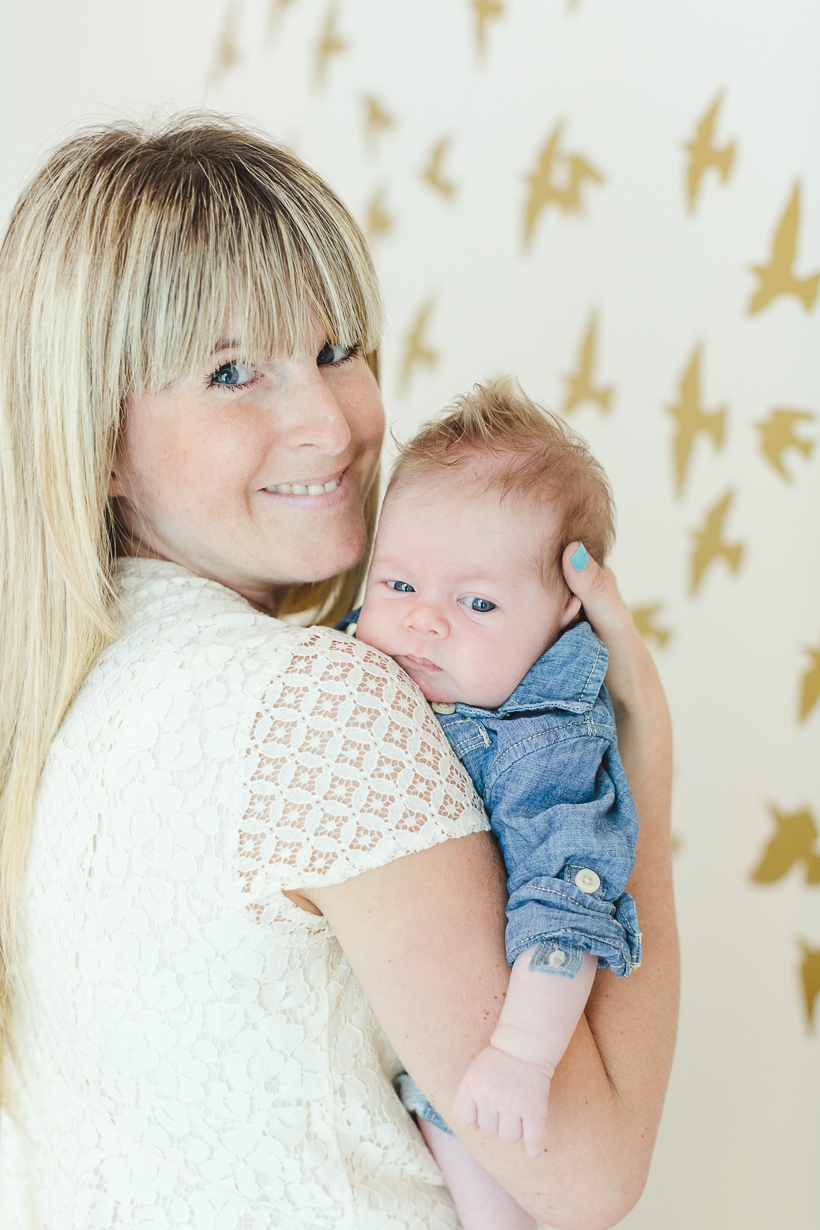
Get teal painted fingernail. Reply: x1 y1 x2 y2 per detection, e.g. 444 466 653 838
571 543 589 570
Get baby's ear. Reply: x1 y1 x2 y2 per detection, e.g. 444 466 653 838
559 591 583 630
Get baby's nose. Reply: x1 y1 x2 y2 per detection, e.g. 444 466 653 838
405 601 449 637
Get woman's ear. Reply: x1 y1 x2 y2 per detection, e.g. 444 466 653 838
108 469 124 498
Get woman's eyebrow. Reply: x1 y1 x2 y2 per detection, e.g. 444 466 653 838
213 337 241 353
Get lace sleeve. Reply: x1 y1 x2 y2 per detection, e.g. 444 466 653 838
238 628 488 896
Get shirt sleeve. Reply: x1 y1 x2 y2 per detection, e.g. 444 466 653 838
487 703 642 978
237 627 489 897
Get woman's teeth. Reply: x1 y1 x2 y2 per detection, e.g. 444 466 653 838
266 476 340 495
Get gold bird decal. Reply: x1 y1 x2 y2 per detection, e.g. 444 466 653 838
667 345 726 495
523 123 604 250
798 942 820 1031
756 408 815 481
314 2 347 89
266 0 296 41
751 806 820 885
562 312 613 415
400 299 439 393
472 0 505 59
749 181 820 314
364 186 394 241
362 95 395 152
683 93 736 213
799 642 820 722
631 604 672 649
689 490 744 595
210 3 241 84
421 138 457 200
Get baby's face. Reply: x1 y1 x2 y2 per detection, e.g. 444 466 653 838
356 480 580 709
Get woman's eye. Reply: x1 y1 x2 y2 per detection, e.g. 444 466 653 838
386 581 415 593
460 596 497 613
317 342 358 367
209 361 255 388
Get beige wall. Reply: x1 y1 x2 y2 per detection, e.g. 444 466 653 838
2 1 818 1224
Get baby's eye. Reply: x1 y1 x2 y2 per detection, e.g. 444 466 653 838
460 596 497 613
386 580 415 593
209 360 255 388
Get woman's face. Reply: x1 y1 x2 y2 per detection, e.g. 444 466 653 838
111 315 384 612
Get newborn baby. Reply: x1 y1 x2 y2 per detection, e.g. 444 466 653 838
343 379 641 1230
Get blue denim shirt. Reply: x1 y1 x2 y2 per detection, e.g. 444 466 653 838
338 615 641 978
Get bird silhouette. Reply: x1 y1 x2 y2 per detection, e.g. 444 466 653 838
364 186 394 241
209 3 241 84
749 182 820 314
472 0 505 59
266 0 296 42
563 312 613 415
756 408 815 481
751 806 820 885
799 642 820 722
683 93 736 213
314 2 347 89
689 490 744 594
420 138 457 200
400 299 439 393
631 604 672 649
523 123 604 250
362 95 395 152
798 941 820 1031
667 345 726 494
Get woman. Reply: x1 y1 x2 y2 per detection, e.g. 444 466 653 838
0 115 677 1229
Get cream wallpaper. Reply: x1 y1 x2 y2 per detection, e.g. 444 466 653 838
1 1 817 1225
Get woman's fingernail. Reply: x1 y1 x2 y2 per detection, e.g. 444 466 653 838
571 543 589 571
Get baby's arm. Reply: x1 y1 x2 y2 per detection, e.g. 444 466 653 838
452 944 597 1157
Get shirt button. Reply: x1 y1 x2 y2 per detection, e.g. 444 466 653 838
575 868 601 894
431 702 456 714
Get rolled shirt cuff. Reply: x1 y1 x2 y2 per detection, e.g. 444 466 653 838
505 876 642 978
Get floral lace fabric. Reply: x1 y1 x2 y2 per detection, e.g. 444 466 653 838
0 559 488 1229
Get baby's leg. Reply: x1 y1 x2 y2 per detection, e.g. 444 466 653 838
419 1119 537 1230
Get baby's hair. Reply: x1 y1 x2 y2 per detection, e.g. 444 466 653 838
388 378 615 584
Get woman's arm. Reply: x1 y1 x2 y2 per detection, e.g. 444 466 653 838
299 550 677 1230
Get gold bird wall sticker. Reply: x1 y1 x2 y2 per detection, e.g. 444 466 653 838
689 490 744 595
209 2 241 85
748 181 820 314
399 299 439 393
667 345 726 495
751 806 820 885
799 640 820 722
562 311 613 415
471 0 505 61
266 0 296 42
798 942 820 1031
362 95 395 153
631 604 672 649
364 186 394 241
756 408 815 481
314 2 347 90
683 92 736 214
420 138 457 200
523 122 604 250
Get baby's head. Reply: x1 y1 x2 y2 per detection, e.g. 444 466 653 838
356 379 614 709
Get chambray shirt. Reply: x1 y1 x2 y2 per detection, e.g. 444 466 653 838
339 616 641 978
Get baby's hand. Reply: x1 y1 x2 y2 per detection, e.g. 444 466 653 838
452 1043 552 1158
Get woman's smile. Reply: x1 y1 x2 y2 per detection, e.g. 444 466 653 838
261 466 347 504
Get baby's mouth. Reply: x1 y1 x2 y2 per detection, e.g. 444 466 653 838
402 654 442 672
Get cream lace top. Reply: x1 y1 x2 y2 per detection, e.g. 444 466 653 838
0 559 488 1230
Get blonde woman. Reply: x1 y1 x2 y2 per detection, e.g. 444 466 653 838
0 115 678 1229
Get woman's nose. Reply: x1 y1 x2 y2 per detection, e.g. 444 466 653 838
405 601 449 638
276 361 352 455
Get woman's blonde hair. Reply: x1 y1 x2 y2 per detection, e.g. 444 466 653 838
0 112 383 1064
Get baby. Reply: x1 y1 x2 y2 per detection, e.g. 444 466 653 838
342 379 641 1230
